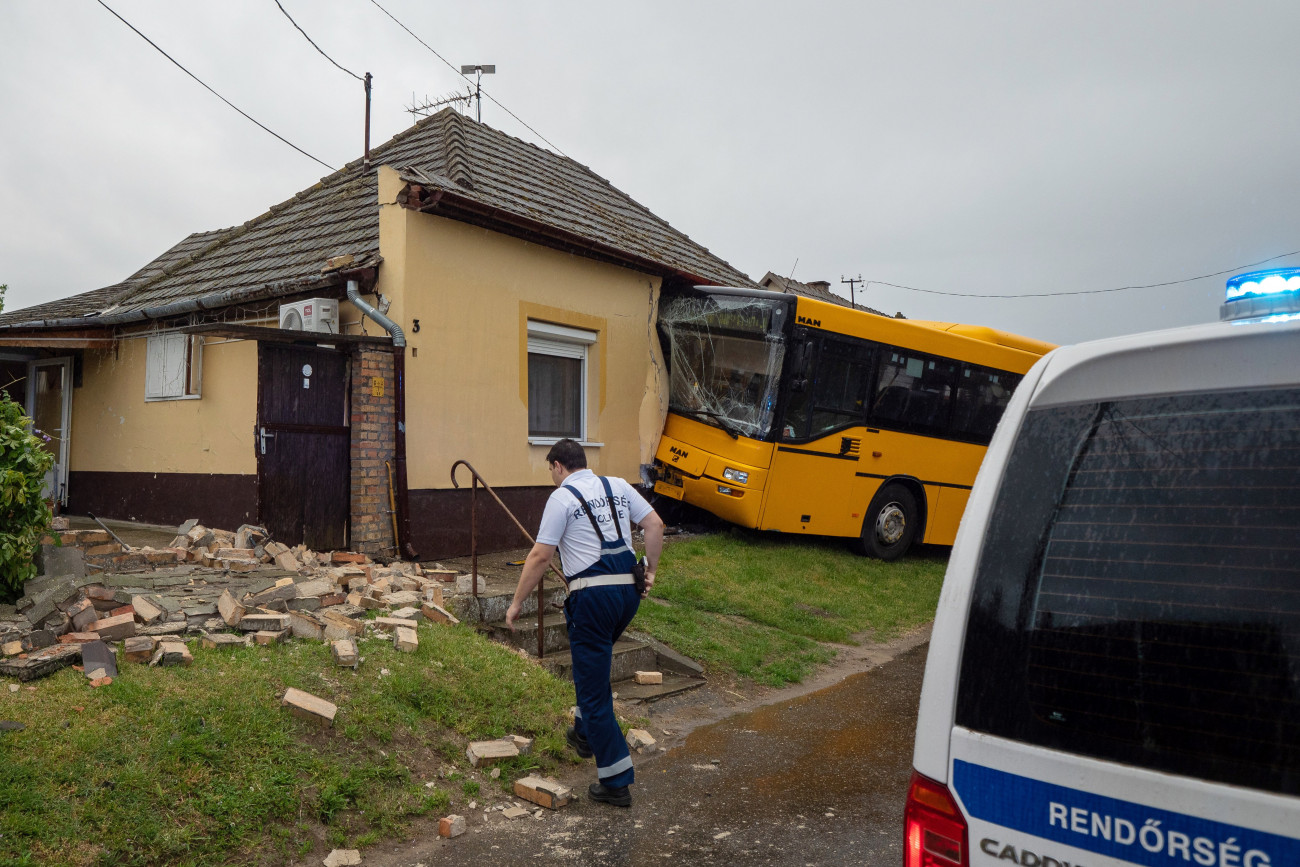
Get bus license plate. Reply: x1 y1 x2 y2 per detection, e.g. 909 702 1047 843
654 480 685 500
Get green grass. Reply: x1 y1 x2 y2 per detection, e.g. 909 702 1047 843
632 529 948 686
0 624 573 867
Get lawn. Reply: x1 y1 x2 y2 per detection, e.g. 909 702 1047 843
0 532 947 865
0 624 572 867
632 529 948 685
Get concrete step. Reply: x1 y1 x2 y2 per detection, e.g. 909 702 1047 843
488 612 571 655
539 638 658 683
613 673 707 704
449 580 567 625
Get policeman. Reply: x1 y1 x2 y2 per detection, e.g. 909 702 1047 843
506 438 664 807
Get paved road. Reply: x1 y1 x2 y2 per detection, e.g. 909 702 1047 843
381 641 929 866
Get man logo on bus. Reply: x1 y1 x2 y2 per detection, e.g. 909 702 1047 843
669 446 689 462
797 315 822 328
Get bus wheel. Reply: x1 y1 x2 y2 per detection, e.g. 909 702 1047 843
859 484 918 560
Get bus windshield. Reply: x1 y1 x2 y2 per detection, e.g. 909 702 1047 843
658 292 790 440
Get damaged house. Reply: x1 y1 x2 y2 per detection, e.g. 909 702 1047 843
0 108 753 558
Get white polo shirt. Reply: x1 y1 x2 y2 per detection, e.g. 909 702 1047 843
536 469 654 578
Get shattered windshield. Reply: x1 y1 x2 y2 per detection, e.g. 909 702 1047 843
658 293 789 440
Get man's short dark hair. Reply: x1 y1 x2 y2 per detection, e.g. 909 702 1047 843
546 438 587 471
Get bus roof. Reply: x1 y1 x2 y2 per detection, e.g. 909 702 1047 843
907 321 1057 356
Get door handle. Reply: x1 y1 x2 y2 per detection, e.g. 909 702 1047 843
259 426 276 455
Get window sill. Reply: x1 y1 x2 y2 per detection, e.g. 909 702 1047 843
145 394 202 402
528 437 603 447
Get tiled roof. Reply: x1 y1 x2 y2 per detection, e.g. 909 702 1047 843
0 109 754 330
758 272 898 318
394 110 755 289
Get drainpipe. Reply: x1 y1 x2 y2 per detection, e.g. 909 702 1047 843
346 279 417 561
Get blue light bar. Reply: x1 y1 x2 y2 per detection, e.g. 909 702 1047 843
1221 268 1300 320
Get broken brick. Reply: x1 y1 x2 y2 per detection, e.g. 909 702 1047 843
288 611 324 641
201 633 246 650
281 687 336 725
466 740 518 767
91 612 136 642
513 775 572 809
421 602 460 626
331 639 358 667
151 640 192 667
130 595 164 625
393 626 418 653
217 589 246 627
633 671 663 685
626 728 657 753
124 635 157 663
438 814 466 838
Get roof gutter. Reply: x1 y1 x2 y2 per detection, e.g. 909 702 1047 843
347 279 416 561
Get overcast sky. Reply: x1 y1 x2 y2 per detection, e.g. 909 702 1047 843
4 1 1299 345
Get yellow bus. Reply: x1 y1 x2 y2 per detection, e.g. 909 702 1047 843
652 286 1055 559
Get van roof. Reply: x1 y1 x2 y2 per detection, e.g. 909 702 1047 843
1028 314 1300 409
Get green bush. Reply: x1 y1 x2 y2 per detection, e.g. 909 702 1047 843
0 390 54 602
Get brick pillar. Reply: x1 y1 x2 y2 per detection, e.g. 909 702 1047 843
350 347 398 556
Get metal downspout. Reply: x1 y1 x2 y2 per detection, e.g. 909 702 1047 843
347 280 417 560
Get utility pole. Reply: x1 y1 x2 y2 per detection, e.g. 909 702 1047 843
459 64 495 122
841 274 864 309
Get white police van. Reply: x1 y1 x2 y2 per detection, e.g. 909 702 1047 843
906 270 1300 867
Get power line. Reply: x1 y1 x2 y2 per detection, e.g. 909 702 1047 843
364 0 569 158
94 0 336 172
272 0 365 82
867 247 1300 299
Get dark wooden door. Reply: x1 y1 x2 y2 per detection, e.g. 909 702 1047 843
257 343 350 550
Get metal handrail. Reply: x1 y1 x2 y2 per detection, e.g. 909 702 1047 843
450 460 562 658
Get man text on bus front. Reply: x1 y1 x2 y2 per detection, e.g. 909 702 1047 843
505 438 664 807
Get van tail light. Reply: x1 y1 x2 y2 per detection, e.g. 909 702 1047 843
904 770 968 867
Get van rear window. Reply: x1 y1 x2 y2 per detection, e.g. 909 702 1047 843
956 388 1300 795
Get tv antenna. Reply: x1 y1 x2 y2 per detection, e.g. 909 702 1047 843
459 64 495 122
407 87 474 120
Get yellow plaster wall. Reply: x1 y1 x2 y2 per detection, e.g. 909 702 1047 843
69 336 258 474
374 167 667 489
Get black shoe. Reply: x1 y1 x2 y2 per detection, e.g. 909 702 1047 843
588 782 631 807
566 726 593 759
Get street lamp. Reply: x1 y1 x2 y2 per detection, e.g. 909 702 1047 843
459 64 495 122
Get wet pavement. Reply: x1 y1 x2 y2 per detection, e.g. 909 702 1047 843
376 641 929 866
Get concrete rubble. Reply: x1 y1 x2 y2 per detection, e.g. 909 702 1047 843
0 519 486 683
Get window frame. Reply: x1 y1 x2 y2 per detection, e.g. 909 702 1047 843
145 333 202 401
526 321 600 446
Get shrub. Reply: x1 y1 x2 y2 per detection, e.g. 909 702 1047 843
0 390 54 601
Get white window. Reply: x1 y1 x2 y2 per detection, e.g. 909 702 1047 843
145 333 202 400
527 321 597 444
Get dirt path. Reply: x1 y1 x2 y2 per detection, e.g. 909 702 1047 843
349 623 932 867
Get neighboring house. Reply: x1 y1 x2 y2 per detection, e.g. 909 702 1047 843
757 272 901 319
0 108 755 558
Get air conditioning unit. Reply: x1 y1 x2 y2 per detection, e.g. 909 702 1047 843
279 298 339 334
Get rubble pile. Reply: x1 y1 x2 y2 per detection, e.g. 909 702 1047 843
1 519 463 681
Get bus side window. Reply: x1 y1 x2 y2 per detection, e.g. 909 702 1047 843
870 349 956 435
953 365 1023 443
807 339 872 439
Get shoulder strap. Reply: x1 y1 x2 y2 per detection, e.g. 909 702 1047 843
564 484 606 541
598 476 627 543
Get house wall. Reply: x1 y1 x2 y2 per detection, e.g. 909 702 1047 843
64 334 258 528
372 166 669 556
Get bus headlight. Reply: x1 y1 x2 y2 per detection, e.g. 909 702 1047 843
722 468 749 484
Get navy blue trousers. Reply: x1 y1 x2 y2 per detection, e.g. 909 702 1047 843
565 584 640 788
